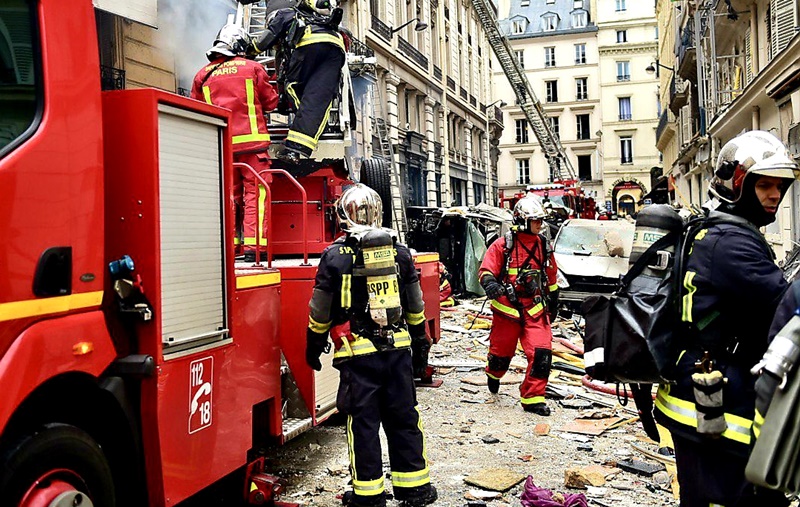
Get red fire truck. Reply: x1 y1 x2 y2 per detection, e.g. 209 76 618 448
0 1 440 506
499 181 596 220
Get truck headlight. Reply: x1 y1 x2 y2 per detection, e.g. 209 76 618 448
556 269 570 289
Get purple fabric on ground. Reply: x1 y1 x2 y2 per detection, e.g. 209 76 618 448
520 476 589 507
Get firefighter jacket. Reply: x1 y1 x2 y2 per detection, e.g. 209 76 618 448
252 8 345 54
307 236 426 365
654 216 788 455
190 56 278 154
479 231 559 321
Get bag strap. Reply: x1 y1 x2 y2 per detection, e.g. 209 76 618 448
793 281 800 314
620 231 677 288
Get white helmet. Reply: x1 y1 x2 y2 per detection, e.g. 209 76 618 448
336 184 383 232
710 130 800 204
206 24 251 61
301 0 338 16
513 195 547 231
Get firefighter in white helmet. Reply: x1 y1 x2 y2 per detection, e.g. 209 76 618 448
305 184 437 507
654 130 800 507
478 195 560 415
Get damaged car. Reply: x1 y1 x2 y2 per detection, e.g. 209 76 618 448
553 218 635 314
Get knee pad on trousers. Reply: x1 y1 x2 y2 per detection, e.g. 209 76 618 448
487 354 512 372
530 348 552 379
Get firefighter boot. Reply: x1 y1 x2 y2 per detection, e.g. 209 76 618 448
523 402 551 416
487 376 500 394
342 491 387 507
394 484 438 507
276 147 303 166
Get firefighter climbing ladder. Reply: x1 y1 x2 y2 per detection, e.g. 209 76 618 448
469 0 576 182
239 2 407 237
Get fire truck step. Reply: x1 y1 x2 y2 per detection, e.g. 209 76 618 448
283 417 313 441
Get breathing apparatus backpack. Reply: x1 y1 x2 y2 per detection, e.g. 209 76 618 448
582 205 772 439
352 228 403 328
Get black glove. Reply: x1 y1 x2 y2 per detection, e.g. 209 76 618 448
547 290 560 321
306 333 329 372
411 336 431 379
480 274 505 300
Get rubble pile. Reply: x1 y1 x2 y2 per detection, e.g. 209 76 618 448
268 299 683 506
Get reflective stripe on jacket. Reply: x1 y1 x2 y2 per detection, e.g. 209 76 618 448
190 56 278 153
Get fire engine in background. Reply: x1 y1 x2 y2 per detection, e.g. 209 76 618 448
500 182 597 220
0 1 439 506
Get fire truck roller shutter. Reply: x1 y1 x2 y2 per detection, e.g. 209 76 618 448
360 158 393 228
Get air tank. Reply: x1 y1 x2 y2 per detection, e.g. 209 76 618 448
629 205 684 277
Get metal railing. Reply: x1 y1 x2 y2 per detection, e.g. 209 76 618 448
371 15 392 41
433 65 442 80
447 77 456 91
398 37 429 70
656 110 670 142
100 65 125 91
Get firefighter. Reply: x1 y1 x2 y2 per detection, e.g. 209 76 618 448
478 195 559 415
191 24 278 262
438 262 454 307
249 0 345 165
305 184 437 507
653 130 800 507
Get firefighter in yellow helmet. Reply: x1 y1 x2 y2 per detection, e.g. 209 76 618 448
305 184 437 507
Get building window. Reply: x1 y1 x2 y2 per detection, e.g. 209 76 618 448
512 19 526 34
576 77 588 101
616 61 630 81
473 182 486 204
435 173 442 206
542 13 558 31
576 114 590 140
620 136 633 164
545 80 558 102
549 116 560 139
616 30 627 43
577 154 592 180
575 43 586 64
618 96 632 120
544 46 556 67
515 50 525 68
517 159 531 184
572 11 587 28
515 119 529 144
573 0 583 7
450 177 465 205
615 0 626 11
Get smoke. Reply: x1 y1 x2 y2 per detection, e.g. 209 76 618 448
157 0 239 91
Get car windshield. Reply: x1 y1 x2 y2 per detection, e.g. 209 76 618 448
555 222 634 257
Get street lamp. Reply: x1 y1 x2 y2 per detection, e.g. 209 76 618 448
391 18 428 34
645 60 675 77
488 99 507 108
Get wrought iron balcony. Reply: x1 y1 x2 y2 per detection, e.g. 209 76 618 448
447 76 456 91
677 25 696 81
460 87 467 100
371 15 392 41
100 65 125 91
433 65 442 80
397 37 429 71
349 34 375 59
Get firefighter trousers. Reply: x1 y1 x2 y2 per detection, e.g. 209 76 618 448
485 311 552 406
233 151 270 254
672 434 788 506
284 43 345 157
336 349 430 500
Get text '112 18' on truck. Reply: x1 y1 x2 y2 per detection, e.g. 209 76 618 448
0 0 440 505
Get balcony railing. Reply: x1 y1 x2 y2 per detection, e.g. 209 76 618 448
398 37 429 71
447 77 456 91
100 65 125 91
656 110 670 142
470 95 477 107
618 114 632 121
460 87 468 100
371 15 392 41
349 34 375 58
433 65 442 80
617 75 630 82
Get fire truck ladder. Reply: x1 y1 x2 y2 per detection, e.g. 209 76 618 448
370 89 408 238
469 0 576 182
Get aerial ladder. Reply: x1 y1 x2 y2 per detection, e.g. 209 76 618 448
469 0 577 183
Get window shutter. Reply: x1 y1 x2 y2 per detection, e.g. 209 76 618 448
774 0 794 55
745 27 753 83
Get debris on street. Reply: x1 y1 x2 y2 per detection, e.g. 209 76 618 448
267 298 686 506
